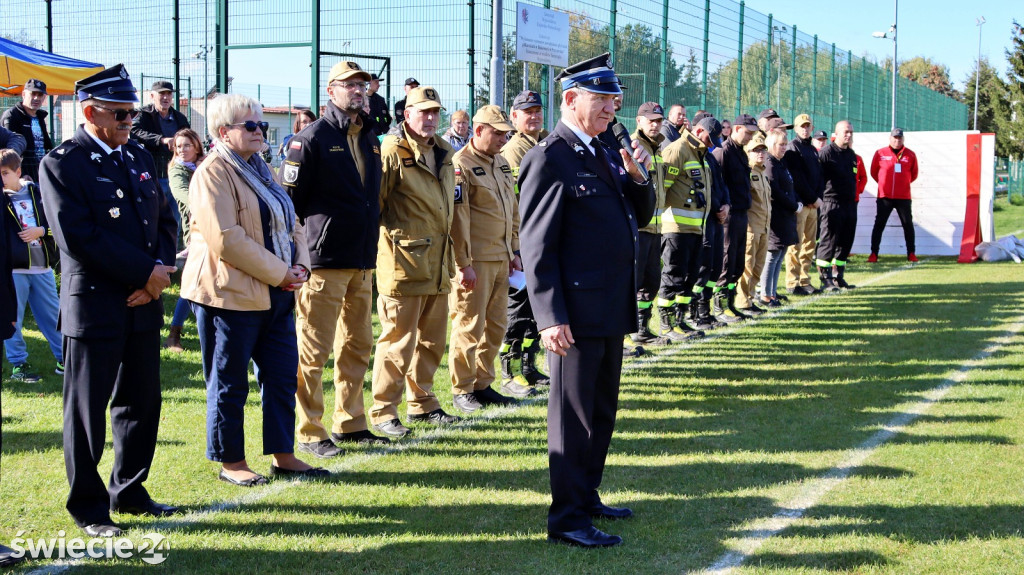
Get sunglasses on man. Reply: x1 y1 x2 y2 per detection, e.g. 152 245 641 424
91 104 142 122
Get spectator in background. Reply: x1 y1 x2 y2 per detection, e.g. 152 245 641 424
868 128 919 263
394 77 419 125
1 79 52 183
811 130 828 151
659 104 687 146
441 109 470 152
367 74 392 136
761 128 799 307
163 128 207 352
182 93 325 485
276 110 316 160
0 149 62 382
720 119 731 135
131 80 190 242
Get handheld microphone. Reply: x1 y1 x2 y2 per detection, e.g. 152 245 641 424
611 122 649 181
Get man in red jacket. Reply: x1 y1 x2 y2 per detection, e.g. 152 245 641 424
868 128 919 262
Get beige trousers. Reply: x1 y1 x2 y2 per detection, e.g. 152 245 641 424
370 293 447 423
448 259 510 395
737 229 769 309
786 206 818 289
294 269 373 442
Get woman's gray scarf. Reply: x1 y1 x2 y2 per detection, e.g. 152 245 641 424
213 142 296 264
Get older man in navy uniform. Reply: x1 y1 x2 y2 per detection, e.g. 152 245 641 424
519 53 654 548
39 64 180 537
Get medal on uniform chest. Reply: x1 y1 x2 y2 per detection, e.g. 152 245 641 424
116 189 124 199
109 207 120 219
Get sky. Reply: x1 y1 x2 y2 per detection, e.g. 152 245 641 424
741 0 1019 91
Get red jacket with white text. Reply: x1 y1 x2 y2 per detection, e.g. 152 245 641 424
870 146 918 200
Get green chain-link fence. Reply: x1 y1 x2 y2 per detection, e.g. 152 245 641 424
995 157 1024 203
3 0 966 144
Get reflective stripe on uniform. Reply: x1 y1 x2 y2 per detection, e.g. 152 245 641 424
675 295 692 305
638 300 653 309
816 259 832 268
833 259 846 267
663 207 704 227
656 297 674 308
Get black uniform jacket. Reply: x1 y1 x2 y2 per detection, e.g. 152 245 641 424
764 155 799 250
39 126 177 338
519 120 655 339
819 142 858 204
0 193 17 341
130 104 190 179
784 137 824 205
713 138 751 212
705 147 730 212
368 92 392 136
282 102 381 270
1 103 53 180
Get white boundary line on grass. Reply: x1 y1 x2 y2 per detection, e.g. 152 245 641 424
693 316 1024 575
22 261 920 574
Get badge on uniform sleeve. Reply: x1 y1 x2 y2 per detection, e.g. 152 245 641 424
454 185 463 204
282 161 300 185
290 140 302 150
109 207 120 219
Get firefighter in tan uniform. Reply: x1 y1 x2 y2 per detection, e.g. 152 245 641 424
371 86 461 438
736 132 772 313
447 106 526 412
656 117 720 341
629 102 669 345
498 90 550 391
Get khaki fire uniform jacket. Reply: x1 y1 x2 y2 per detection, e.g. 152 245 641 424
377 125 456 297
632 128 666 235
500 130 549 188
747 162 772 235
451 140 520 267
660 129 712 236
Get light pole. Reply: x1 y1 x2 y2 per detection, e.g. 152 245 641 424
974 16 986 131
872 0 898 130
773 25 787 111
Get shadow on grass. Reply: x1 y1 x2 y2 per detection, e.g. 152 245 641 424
744 550 891 571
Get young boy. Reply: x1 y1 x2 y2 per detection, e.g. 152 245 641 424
0 149 63 382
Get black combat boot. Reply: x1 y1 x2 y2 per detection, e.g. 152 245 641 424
673 303 705 339
818 266 841 293
521 340 550 386
833 265 855 289
726 288 752 319
631 306 660 344
712 290 742 323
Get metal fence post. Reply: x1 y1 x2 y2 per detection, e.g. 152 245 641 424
489 0 504 107
736 0 745 117
766 14 773 109
829 43 836 128
173 0 181 107
609 0 618 64
790 25 796 117
660 0 668 105
468 0 475 116
216 0 228 94
811 34 817 120
310 0 320 112
700 0 710 110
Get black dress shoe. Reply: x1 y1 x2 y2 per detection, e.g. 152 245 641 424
407 408 461 425
0 543 24 567
269 465 331 478
372 418 411 438
475 386 516 406
113 499 181 517
82 522 122 537
332 430 390 445
547 526 622 548
298 439 344 458
218 469 269 487
589 503 633 520
452 392 484 413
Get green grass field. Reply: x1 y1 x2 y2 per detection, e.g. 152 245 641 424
2 200 1023 574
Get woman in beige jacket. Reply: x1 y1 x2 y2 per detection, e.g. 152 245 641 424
181 94 325 486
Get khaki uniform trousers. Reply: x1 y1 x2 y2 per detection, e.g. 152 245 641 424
737 229 769 309
786 206 819 289
294 269 373 443
370 293 446 423
448 259 510 395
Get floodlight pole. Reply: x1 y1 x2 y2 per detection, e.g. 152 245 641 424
489 0 504 106
974 16 985 131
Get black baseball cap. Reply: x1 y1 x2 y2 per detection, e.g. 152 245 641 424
812 130 828 140
512 90 542 110
151 80 174 92
696 116 723 147
734 114 758 131
758 108 780 121
691 111 713 124
637 102 665 119
24 78 47 94
404 77 419 87
891 128 905 138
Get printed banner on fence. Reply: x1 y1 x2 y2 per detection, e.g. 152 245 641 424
515 2 569 67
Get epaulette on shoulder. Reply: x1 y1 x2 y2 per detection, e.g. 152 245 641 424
537 131 564 153
51 139 78 157
125 139 144 149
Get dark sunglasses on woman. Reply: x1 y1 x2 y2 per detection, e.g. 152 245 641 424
228 120 270 133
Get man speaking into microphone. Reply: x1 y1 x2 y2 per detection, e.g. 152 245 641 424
518 53 654 548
